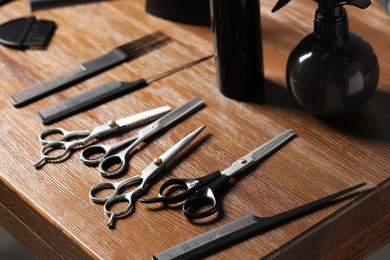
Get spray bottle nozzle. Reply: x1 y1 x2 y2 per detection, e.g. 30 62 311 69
271 0 291 12
272 0 372 47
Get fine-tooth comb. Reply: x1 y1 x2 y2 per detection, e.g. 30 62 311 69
9 31 170 107
153 182 366 260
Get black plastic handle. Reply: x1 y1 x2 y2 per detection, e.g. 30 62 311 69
182 174 230 219
141 171 222 205
141 171 221 204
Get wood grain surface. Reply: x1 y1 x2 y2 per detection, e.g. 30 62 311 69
0 0 389 259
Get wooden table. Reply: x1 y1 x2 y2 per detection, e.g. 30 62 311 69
0 0 389 259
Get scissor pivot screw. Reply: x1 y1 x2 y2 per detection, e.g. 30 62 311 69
153 158 163 166
240 158 247 164
108 120 117 128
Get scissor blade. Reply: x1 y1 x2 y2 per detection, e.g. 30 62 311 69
141 126 205 181
153 97 203 129
221 129 296 177
115 106 172 128
160 125 205 163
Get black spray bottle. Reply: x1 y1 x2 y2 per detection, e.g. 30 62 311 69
272 0 379 116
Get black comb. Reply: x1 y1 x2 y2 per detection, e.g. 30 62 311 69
37 55 212 125
30 0 107 11
9 31 170 107
0 16 56 49
153 183 366 260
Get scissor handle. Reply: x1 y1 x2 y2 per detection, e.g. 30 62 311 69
89 175 141 203
80 134 138 165
103 181 144 228
97 151 128 177
182 174 230 219
39 127 90 144
34 140 77 167
34 129 96 168
89 181 119 204
103 193 135 228
141 171 222 204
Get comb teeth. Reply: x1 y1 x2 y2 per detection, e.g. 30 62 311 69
22 19 56 48
10 67 85 106
9 31 170 107
37 80 123 124
117 31 170 57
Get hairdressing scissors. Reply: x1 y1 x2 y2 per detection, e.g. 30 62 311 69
141 129 296 219
80 97 203 177
34 106 171 167
89 125 205 228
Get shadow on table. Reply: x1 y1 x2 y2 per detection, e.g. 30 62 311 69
248 79 390 142
318 90 390 142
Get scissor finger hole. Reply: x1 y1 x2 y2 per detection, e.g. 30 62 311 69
101 157 123 173
161 184 188 198
91 186 116 201
183 197 216 217
40 129 65 143
106 198 131 215
82 146 107 161
41 144 67 158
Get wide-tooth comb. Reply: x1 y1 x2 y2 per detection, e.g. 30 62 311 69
9 31 170 107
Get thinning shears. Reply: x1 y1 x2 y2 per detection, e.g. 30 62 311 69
89 125 205 228
34 106 171 167
141 129 296 219
80 97 203 177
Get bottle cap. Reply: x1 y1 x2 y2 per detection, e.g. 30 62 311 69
272 0 371 47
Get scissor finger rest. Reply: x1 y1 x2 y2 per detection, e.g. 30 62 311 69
103 183 146 228
182 175 231 219
104 194 136 228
